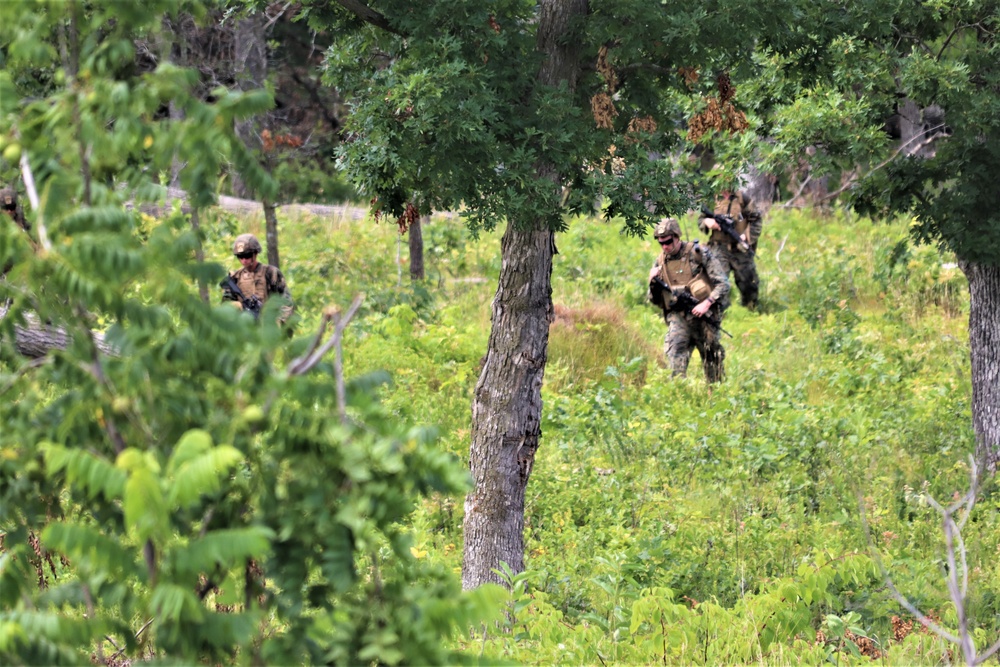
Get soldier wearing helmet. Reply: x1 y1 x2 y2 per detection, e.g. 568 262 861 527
1 186 28 232
647 217 730 383
698 187 763 311
222 233 293 324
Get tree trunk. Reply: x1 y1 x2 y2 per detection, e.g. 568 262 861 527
264 198 280 269
461 0 587 591
231 14 268 199
190 208 210 303
409 215 425 281
1 308 113 358
960 260 1000 473
462 222 555 590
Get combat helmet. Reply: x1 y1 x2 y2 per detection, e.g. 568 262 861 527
1 187 16 211
233 233 262 256
653 217 681 239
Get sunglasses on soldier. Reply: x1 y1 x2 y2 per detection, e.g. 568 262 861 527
656 235 678 245
235 251 255 260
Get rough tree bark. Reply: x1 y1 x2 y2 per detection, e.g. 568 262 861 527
462 0 587 591
409 215 425 281
960 260 1000 473
264 198 281 269
232 14 268 200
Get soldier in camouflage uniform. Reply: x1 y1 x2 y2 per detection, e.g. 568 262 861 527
1 187 28 231
698 189 762 310
222 233 293 324
648 218 730 383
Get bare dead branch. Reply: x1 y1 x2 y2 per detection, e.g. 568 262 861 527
774 234 789 272
18 152 49 251
976 637 1000 664
816 125 948 203
777 174 812 208
285 294 365 423
858 488 961 645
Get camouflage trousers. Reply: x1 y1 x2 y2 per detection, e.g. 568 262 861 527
709 243 759 310
663 311 725 383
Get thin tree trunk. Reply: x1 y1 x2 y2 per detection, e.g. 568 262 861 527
462 0 587 591
409 215 425 281
232 14 267 199
190 208 209 303
264 198 280 269
960 260 1000 473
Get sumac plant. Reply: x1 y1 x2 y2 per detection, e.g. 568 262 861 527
0 1 497 664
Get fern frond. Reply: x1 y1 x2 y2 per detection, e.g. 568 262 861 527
41 442 126 501
40 523 141 579
1 611 99 651
123 466 168 543
58 207 136 235
172 527 274 579
167 442 243 508
150 583 205 623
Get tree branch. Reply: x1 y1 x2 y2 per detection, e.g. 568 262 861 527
286 294 365 423
334 0 406 37
19 152 50 251
814 125 949 204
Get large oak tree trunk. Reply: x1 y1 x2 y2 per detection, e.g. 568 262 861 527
462 224 555 589
461 0 587 591
960 260 1000 473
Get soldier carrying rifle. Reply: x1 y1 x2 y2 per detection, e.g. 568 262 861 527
698 187 763 311
647 218 730 383
221 233 294 326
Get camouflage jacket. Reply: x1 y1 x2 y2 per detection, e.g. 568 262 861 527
223 262 293 321
698 190 763 250
648 241 730 313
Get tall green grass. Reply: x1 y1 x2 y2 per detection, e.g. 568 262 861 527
216 204 995 665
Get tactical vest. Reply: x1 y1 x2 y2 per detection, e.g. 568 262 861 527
232 264 279 303
659 242 713 301
709 191 750 247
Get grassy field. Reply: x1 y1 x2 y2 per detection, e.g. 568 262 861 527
219 203 995 665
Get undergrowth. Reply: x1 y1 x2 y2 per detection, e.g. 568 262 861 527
213 205 996 665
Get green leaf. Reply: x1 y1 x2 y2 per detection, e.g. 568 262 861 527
173 527 274 579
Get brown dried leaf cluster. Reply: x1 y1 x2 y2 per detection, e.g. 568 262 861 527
397 201 420 234
588 144 626 175
716 71 734 103
628 115 658 134
592 44 620 128
622 115 658 146
845 630 882 659
678 66 699 88
261 129 303 152
686 96 749 142
596 45 618 92
591 91 618 130
891 615 914 642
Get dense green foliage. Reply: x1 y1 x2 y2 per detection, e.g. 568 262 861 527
264 205 993 664
2 0 998 664
0 3 498 664
109 202 991 664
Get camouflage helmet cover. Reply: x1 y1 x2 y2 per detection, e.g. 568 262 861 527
1 187 16 207
653 217 681 239
233 233 262 255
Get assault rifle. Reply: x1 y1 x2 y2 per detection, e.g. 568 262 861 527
650 277 732 337
701 206 751 253
650 277 700 314
220 276 263 321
